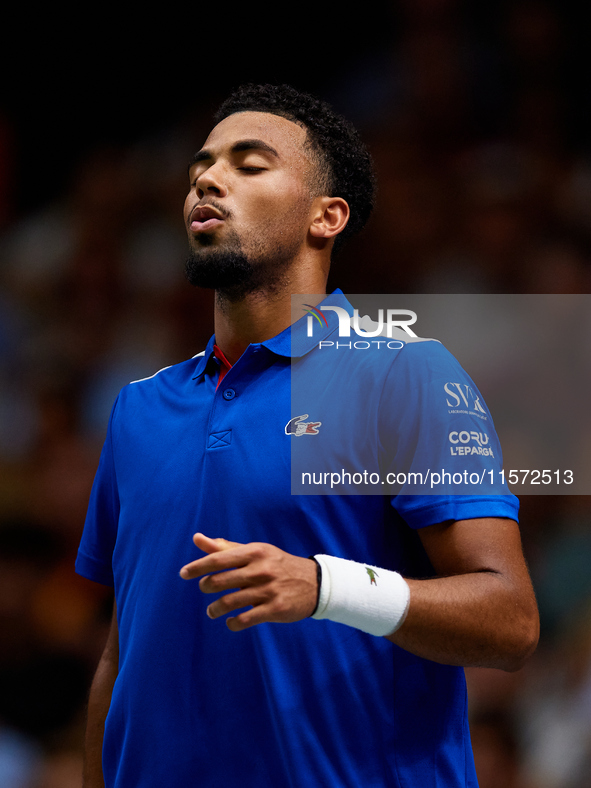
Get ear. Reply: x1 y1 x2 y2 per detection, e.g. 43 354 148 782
309 196 350 241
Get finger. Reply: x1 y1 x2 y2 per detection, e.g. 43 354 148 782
206 587 266 620
198 567 252 594
180 548 250 580
226 604 274 632
180 553 248 580
192 533 243 554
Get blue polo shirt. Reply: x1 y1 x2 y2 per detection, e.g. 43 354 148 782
76 290 518 788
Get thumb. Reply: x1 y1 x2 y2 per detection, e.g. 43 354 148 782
193 533 243 554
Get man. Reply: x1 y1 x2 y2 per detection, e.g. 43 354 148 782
77 84 539 787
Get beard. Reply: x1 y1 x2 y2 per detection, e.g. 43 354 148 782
184 226 299 303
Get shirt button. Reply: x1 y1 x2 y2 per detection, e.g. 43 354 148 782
223 389 236 400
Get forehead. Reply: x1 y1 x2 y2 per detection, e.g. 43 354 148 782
201 111 310 162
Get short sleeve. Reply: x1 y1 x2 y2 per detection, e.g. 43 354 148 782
380 340 519 528
75 398 121 586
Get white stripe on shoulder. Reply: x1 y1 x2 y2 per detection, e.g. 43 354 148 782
129 366 173 385
128 351 206 385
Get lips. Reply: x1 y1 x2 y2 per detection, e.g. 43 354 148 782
189 204 225 233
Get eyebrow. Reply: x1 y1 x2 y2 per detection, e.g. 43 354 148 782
188 139 280 172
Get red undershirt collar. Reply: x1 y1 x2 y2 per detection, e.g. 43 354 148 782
213 344 233 390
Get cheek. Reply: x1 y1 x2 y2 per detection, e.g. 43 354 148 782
245 185 310 233
183 193 194 223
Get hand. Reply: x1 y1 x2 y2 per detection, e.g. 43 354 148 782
179 533 319 632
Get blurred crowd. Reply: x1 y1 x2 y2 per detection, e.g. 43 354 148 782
1 1 591 786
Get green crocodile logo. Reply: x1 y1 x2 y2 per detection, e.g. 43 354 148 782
365 567 379 586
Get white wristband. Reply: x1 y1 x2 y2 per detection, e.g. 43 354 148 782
311 555 410 637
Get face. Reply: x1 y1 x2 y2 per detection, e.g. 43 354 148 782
184 111 317 299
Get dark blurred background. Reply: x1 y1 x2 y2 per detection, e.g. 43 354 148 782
1 2 591 786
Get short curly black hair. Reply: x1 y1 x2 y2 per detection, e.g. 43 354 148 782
214 84 376 255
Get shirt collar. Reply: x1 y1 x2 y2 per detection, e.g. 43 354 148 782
262 289 353 358
192 289 353 379
192 335 217 380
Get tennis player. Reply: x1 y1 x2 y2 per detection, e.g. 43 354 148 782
77 84 539 788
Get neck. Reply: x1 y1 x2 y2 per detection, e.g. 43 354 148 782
213 266 327 364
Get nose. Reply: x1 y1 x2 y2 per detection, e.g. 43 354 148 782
195 161 228 199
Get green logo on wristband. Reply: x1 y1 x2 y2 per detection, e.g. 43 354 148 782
365 567 379 586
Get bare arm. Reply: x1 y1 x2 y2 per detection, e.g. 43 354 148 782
385 518 539 671
180 520 539 672
83 600 119 788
